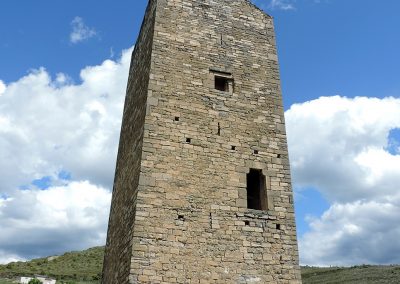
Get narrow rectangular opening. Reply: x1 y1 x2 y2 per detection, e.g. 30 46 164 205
215 76 229 92
246 169 267 211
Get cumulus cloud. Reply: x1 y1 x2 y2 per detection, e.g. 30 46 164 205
286 96 400 265
0 80 6 95
0 46 133 263
287 96 400 203
300 197 400 266
0 47 132 195
0 181 111 263
70 17 97 44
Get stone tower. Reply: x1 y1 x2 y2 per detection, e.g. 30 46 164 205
102 0 301 283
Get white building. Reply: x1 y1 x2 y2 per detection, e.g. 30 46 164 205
20 276 56 284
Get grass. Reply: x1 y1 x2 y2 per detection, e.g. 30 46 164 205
0 279 15 284
302 265 400 283
1 246 400 283
0 247 104 283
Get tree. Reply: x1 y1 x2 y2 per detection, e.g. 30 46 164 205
28 278 43 284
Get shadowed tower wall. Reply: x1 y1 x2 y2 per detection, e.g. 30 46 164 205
102 0 301 283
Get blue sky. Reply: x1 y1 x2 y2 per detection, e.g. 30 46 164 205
0 0 400 266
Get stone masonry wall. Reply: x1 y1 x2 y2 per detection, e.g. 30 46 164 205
102 1 156 283
129 0 301 283
103 0 302 283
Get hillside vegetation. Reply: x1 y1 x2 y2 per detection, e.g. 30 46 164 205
302 265 400 284
1 246 400 283
0 247 103 283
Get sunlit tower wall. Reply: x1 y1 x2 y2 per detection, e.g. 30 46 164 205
102 0 302 283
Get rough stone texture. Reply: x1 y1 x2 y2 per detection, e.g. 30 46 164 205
102 0 302 283
102 1 156 283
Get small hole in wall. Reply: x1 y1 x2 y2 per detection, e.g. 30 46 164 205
231 146 236 151
277 154 281 158
253 150 259 155
186 138 191 143
276 224 281 230
217 122 221 136
174 116 180 121
244 220 250 226
178 215 185 220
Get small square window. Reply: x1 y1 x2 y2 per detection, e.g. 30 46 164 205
254 150 259 155
231 146 236 151
174 116 180 121
215 76 229 92
186 138 191 143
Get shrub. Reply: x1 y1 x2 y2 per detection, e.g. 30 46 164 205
28 279 43 284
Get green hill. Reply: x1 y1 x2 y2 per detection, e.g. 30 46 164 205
1 247 400 283
0 247 104 283
302 265 400 284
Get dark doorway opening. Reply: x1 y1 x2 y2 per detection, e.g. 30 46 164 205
246 169 267 210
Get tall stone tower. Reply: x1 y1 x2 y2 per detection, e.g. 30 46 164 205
102 0 301 283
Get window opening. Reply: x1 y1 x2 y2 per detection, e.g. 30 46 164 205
276 224 281 230
231 145 236 151
244 220 250 226
175 116 180 122
210 69 233 94
217 122 221 136
246 169 267 210
186 138 191 143
253 150 259 155
215 76 229 92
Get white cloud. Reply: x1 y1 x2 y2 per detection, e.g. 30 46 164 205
0 80 6 95
287 96 400 202
0 181 111 264
0 47 132 262
269 0 295 10
0 47 132 195
0 251 24 265
300 197 400 266
70 17 97 44
286 96 400 265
